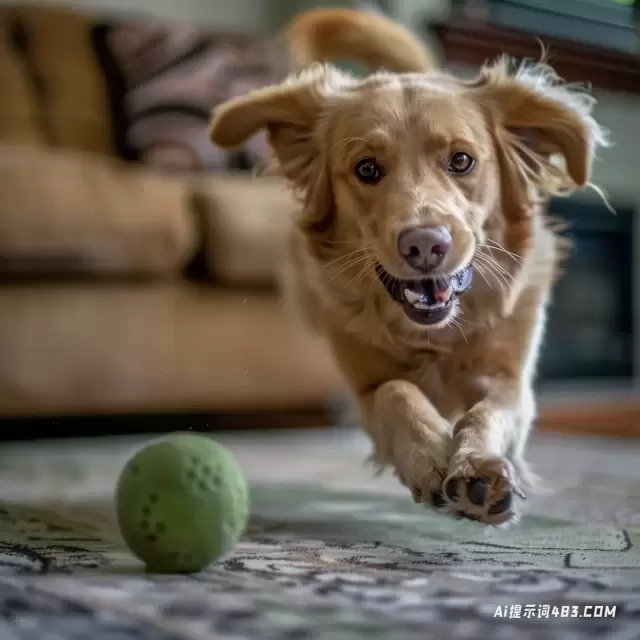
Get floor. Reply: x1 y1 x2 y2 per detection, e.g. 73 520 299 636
2 428 640 639
6 427 640 525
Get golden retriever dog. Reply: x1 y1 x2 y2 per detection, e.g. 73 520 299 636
209 9 609 524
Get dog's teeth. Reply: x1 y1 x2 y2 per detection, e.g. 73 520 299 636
404 286 450 311
439 285 453 303
404 288 422 305
404 287 446 311
414 300 445 311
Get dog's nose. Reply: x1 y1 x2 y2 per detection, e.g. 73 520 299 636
397 225 452 272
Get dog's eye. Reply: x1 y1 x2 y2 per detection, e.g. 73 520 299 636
448 152 475 176
355 158 383 184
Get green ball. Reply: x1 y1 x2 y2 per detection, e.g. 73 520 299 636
116 433 249 573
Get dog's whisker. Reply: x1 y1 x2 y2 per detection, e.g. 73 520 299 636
347 259 377 288
474 254 511 291
472 260 493 291
326 254 375 283
485 239 522 263
324 247 375 268
368 268 381 286
483 262 515 288
360 268 379 291
482 247 517 276
477 264 510 292
485 237 521 256
357 261 379 284
472 250 495 290
478 245 513 270
382 269 396 294
333 136 367 150
321 238 367 247
476 249 516 281
483 255 517 285
327 255 371 282
333 136 367 159
352 270 377 292
449 318 468 344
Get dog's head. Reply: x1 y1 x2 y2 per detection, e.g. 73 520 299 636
210 59 608 328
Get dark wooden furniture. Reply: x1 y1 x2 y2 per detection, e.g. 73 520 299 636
429 18 640 94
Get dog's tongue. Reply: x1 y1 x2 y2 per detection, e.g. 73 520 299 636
433 277 450 294
411 277 451 302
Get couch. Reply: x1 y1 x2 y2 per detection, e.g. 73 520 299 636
0 5 343 418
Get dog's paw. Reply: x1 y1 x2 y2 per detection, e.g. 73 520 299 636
394 450 449 510
409 480 448 509
442 455 525 524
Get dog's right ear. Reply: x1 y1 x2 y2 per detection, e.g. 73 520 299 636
211 65 354 234
210 65 350 189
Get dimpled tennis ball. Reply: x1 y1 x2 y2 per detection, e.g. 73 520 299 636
116 433 249 573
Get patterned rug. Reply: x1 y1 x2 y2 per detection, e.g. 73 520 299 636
2 430 640 639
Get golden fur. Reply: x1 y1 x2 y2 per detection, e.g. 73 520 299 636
209 9 610 524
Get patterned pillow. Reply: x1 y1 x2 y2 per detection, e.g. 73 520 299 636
102 19 286 172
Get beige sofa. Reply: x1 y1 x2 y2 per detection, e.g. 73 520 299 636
0 6 342 418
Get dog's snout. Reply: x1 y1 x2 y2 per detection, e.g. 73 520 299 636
397 225 452 272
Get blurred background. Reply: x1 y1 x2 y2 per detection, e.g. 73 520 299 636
0 0 637 439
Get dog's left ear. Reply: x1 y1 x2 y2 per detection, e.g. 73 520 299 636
469 58 610 192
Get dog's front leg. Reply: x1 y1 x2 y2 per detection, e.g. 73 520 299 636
327 329 451 508
443 287 546 525
359 379 451 507
443 379 535 524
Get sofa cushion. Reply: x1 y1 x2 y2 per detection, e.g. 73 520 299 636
0 283 343 415
193 174 296 286
0 145 196 277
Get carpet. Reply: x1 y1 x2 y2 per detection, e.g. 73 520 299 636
2 429 640 639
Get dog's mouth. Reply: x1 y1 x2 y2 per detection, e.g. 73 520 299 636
375 263 473 326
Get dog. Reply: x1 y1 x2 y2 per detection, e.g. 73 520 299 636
209 9 610 524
